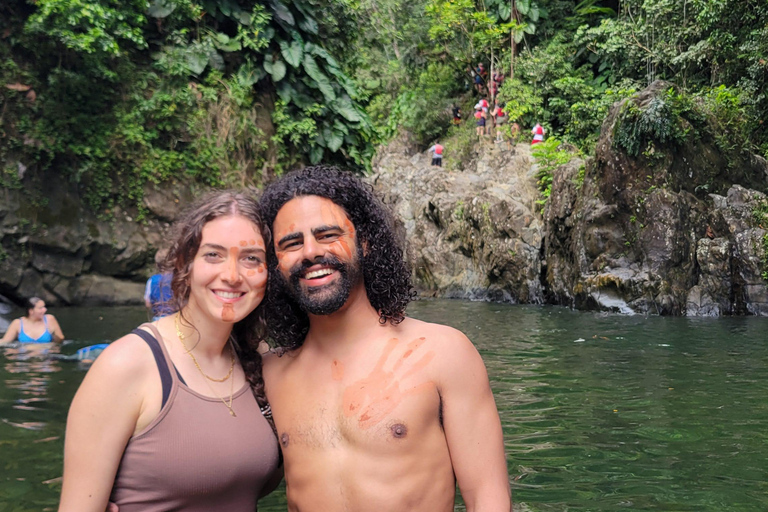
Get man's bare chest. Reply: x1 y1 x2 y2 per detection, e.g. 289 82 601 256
271 338 441 451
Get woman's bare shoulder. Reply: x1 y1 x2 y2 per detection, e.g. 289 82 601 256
85 332 157 384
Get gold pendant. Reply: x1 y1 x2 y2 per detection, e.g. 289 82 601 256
230 410 237 417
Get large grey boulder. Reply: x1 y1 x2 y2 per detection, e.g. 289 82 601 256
371 137 546 303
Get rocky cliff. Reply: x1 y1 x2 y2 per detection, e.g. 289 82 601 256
2 83 767 315
371 137 546 303
0 174 191 306
373 82 768 316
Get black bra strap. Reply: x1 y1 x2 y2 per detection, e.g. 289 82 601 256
132 328 187 408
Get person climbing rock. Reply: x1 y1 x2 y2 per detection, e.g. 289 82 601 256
428 142 444 167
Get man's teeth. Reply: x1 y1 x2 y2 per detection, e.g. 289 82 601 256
305 269 334 279
215 291 243 299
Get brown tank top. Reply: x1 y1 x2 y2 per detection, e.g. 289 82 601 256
110 324 280 511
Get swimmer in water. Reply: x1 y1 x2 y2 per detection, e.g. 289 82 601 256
0 297 64 345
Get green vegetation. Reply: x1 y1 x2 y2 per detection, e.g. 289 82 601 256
531 137 578 204
1 0 767 214
1 0 372 212
762 234 768 282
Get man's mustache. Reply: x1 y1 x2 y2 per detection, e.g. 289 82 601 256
288 255 345 282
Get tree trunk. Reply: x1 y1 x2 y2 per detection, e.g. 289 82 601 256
510 0 516 80
490 45 495 103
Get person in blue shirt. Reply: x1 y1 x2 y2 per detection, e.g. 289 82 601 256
0 296 64 344
144 249 174 320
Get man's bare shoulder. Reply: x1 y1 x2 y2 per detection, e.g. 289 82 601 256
262 346 301 381
397 317 474 350
397 317 485 383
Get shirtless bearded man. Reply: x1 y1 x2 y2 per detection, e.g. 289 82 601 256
259 166 510 512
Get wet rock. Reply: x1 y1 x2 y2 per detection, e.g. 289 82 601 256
68 275 145 306
372 138 545 303
0 171 182 306
544 82 768 316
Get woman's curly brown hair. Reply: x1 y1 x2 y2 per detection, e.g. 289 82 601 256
259 165 414 349
158 190 272 421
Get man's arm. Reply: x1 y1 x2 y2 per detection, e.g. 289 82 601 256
437 329 510 512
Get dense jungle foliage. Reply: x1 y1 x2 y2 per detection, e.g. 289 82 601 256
1 0 766 213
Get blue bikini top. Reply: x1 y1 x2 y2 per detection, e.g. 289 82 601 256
18 316 53 343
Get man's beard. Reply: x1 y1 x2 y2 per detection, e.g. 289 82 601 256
279 249 363 316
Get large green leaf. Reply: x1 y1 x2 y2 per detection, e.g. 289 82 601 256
270 1 295 26
276 82 293 103
499 3 512 20
523 22 536 34
327 130 344 152
333 120 349 135
270 60 287 82
332 98 363 122
298 16 319 35
214 32 241 52
147 0 176 18
208 51 225 71
517 0 531 15
237 10 251 25
309 45 340 69
315 130 326 147
303 54 336 101
309 145 324 164
279 39 303 68
186 51 208 75
530 4 540 22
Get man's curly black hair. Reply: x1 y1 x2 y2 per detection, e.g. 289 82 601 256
259 165 414 349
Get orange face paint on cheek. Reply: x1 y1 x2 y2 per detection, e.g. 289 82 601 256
334 239 353 259
344 218 356 237
246 270 256 276
222 303 235 322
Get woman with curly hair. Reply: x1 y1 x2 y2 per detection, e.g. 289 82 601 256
59 191 280 512
257 166 509 512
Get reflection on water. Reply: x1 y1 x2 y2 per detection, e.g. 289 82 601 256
1 301 768 511
4 344 61 424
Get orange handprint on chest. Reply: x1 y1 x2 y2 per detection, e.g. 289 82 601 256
342 337 435 430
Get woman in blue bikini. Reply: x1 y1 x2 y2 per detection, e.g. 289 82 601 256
0 297 64 344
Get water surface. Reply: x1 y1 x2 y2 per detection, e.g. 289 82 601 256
1 301 766 511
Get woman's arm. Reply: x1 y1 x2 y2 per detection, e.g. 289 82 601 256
0 319 20 344
47 315 65 343
58 335 155 512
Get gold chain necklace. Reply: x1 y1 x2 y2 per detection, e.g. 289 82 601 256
175 314 235 382
174 313 237 417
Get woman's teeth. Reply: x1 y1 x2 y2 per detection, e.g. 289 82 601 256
215 291 243 299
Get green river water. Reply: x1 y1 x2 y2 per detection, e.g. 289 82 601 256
1 299 766 511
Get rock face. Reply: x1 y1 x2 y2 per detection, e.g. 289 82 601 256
2 82 766 314
543 81 768 315
372 82 768 316
0 176 188 306
371 137 545 303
